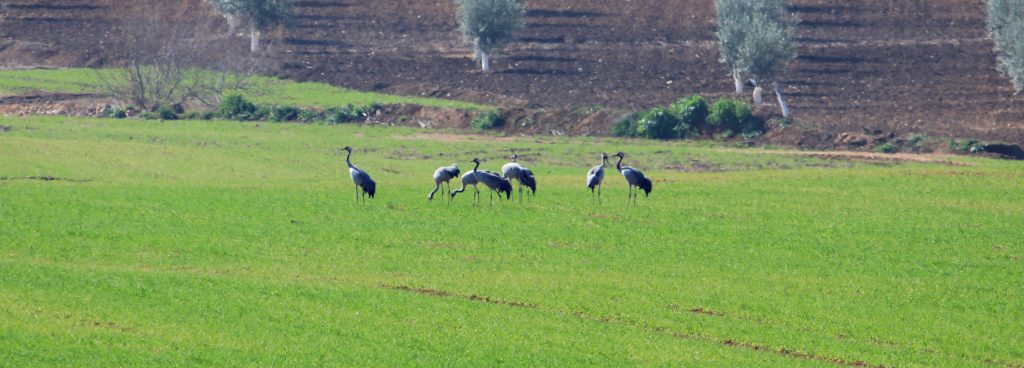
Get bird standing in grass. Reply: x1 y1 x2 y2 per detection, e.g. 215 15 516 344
614 152 652 207
586 152 609 204
342 146 376 203
428 164 460 203
470 158 512 206
502 153 536 202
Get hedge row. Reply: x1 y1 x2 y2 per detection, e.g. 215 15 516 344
613 95 764 140
100 94 379 124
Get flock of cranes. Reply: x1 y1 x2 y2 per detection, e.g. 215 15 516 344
341 147 653 206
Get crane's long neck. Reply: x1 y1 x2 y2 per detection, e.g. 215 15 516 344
616 155 624 171
472 160 480 174
345 150 354 168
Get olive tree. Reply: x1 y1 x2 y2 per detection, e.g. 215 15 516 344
454 0 525 71
715 0 795 117
208 0 293 52
987 0 1024 93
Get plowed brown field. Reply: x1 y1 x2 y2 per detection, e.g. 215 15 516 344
2 0 1023 145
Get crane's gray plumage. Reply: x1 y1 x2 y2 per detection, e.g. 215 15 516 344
428 164 460 203
586 153 608 204
614 152 651 207
450 169 509 204
464 158 512 206
342 146 376 202
502 153 536 202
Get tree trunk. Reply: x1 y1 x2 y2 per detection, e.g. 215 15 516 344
225 14 238 37
250 29 261 53
480 51 490 71
753 86 764 106
733 69 744 94
773 80 791 118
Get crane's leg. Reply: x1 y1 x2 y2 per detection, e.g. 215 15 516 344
627 186 631 207
474 185 480 206
354 185 359 203
489 190 493 206
598 183 602 204
591 187 595 205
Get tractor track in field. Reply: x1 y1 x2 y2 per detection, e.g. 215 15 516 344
383 283 1024 367
380 284 540 309
0 175 90 182
381 283 888 367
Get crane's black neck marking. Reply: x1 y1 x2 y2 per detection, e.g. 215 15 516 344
616 155 624 171
345 149 353 168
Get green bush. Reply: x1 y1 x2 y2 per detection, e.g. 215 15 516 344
874 142 897 153
949 139 985 153
180 111 204 120
269 106 300 122
611 113 639 137
327 105 368 124
138 111 161 120
216 94 258 120
297 109 320 123
102 106 127 119
707 98 753 133
636 108 679 140
156 106 178 120
251 106 273 121
471 110 504 132
669 95 709 134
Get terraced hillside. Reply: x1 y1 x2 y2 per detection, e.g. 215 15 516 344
2 0 1023 145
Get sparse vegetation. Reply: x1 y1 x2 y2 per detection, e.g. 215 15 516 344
454 0 526 71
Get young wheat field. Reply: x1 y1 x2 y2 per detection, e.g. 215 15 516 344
1 116 1022 367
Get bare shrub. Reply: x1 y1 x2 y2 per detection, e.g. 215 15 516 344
97 8 270 111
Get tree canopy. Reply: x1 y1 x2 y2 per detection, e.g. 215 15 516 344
208 0 292 31
988 0 1024 92
455 0 525 70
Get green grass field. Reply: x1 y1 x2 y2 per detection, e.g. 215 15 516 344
1 116 1022 367
0 68 488 110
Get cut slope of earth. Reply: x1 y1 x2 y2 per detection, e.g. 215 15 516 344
1 0 1023 145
